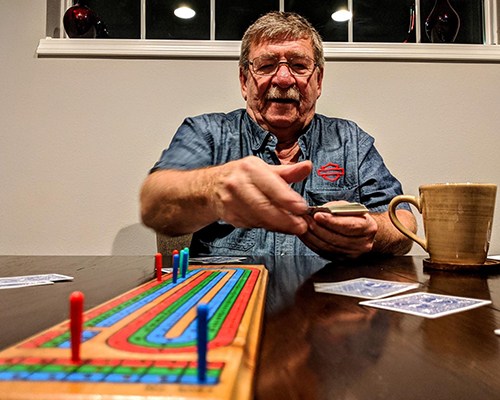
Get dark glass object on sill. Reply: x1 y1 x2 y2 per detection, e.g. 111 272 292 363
404 2 416 43
63 1 109 38
425 0 460 43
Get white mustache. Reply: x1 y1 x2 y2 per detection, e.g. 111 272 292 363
265 86 301 102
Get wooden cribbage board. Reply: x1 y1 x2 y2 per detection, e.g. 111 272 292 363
0 264 268 400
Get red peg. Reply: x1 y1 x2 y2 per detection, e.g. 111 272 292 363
156 253 162 281
70 291 84 363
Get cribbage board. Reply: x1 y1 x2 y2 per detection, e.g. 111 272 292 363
0 264 268 400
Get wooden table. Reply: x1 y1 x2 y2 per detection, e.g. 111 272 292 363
1 255 499 399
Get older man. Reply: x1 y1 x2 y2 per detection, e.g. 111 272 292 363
140 11 416 258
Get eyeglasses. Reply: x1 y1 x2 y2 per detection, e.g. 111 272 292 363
249 56 318 77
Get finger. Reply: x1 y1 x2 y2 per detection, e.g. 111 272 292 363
220 178 308 235
313 213 377 238
300 229 363 258
307 217 374 252
236 159 308 215
273 161 313 184
302 215 375 256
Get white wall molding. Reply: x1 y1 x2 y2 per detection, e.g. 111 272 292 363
37 38 500 63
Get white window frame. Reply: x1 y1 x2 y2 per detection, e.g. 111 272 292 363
37 0 500 62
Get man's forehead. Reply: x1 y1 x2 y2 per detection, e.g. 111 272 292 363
249 37 314 57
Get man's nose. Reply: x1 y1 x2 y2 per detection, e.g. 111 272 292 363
272 63 296 86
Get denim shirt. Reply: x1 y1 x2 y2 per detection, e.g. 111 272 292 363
151 109 409 256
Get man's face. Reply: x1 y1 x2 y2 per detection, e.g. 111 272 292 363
240 37 324 139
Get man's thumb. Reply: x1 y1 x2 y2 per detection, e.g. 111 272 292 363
275 161 313 184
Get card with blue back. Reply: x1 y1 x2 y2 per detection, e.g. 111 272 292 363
189 256 247 264
0 274 73 285
359 292 492 318
0 274 73 290
314 277 419 299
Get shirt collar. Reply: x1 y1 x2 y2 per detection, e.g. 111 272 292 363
243 110 317 152
243 112 272 151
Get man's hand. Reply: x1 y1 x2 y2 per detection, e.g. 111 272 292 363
212 156 312 236
141 156 313 237
299 201 416 259
299 201 378 259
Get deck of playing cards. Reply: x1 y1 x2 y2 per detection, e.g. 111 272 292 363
314 278 419 299
305 203 369 216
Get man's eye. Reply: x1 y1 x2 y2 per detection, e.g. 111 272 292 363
258 63 276 72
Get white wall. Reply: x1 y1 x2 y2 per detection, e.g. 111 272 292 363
2 1 500 256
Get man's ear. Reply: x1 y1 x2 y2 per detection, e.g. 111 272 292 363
316 66 324 99
239 67 248 101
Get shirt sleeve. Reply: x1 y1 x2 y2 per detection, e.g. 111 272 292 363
357 130 411 214
150 115 216 173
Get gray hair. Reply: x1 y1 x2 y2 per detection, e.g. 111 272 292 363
239 11 325 73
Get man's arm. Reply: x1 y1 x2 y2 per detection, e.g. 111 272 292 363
298 203 416 259
140 168 220 236
140 156 313 237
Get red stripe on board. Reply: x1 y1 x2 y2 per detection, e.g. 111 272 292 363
20 330 65 348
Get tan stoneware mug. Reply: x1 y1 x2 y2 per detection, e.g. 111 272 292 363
389 183 497 265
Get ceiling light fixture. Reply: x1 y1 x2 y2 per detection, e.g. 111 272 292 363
174 6 196 19
331 10 352 22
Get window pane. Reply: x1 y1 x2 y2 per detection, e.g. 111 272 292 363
353 0 414 43
147 0 210 39
85 0 141 39
285 0 348 42
215 0 279 40
420 0 483 44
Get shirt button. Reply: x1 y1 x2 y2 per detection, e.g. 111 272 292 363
280 252 285 256
268 135 274 142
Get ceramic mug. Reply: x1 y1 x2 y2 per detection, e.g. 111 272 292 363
389 183 497 265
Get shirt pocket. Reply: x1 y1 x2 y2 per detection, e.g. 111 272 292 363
305 188 360 207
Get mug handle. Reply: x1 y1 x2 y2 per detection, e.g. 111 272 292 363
388 195 427 251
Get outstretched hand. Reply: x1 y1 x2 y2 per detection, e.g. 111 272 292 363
212 156 313 236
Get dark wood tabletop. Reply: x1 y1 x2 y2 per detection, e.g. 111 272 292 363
1 255 499 399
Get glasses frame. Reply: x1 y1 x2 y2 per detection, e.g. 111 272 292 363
249 56 319 77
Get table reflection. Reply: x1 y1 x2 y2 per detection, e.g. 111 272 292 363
423 269 499 358
255 256 416 400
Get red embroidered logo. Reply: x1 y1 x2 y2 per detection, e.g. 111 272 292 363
317 163 344 182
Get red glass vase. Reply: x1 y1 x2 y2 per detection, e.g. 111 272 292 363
63 3 98 38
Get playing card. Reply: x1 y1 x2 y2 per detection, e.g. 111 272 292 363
0 274 74 290
36 273 74 282
314 278 419 299
0 281 54 290
189 256 247 264
0 273 73 286
359 292 492 318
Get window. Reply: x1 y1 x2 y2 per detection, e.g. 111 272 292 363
39 0 500 62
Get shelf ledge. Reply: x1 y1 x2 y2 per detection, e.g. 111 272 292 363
37 38 500 63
